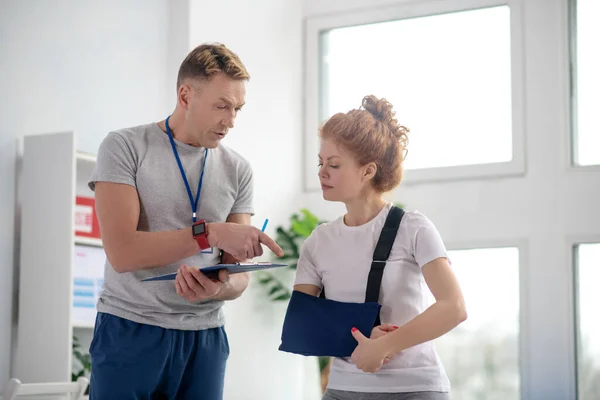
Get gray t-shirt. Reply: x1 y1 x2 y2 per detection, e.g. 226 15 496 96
89 122 254 330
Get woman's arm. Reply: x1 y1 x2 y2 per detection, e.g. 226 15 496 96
292 231 322 297
352 258 467 372
380 256 467 354
350 256 467 372
293 284 321 296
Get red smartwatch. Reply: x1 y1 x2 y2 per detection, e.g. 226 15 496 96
192 220 210 250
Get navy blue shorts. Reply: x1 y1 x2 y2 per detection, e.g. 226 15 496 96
89 312 229 400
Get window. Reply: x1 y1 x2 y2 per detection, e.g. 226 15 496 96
304 3 525 190
575 243 600 399
571 0 600 166
435 247 520 400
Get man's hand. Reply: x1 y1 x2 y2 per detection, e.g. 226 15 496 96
221 251 241 265
214 251 251 301
175 264 227 303
207 222 284 260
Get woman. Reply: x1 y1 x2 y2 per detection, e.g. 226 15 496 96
293 95 467 400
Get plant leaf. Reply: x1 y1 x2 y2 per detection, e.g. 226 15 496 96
271 292 291 301
300 209 320 230
291 219 312 238
318 356 331 372
268 285 282 296
275 227 300 258
74 352 87 366
72 370 84 381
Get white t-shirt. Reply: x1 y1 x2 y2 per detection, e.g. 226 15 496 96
294 203 451 393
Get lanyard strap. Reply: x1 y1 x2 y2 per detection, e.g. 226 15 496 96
165 116 208 223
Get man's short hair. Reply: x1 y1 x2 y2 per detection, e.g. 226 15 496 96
177 43 250 88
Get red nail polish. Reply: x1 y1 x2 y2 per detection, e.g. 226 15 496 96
393 326 399 329
351 327 357 332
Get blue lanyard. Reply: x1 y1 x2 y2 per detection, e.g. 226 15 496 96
165 116 208 223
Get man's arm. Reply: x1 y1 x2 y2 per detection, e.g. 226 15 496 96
95 182 199 272
96 183 283 273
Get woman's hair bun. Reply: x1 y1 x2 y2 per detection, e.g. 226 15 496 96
362 95 408 141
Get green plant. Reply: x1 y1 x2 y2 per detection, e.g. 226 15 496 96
256 208 322 302
256 209 330 373
72 335 91 393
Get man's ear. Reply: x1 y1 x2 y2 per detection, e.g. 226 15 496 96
177 84 193 110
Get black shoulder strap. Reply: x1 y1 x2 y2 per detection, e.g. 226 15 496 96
318 206 405 308
365 206 404 326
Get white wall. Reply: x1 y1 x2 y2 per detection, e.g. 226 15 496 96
187 0 312 399
0 0 173 392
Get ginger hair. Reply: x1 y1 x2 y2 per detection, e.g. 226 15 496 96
320 95 409 193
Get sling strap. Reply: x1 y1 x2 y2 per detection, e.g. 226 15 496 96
365 206 404 326
320 206 405 327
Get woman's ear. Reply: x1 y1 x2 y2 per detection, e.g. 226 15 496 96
362 162 377 182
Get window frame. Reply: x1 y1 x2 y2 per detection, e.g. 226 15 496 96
567 0 600 170
568 0 579 168
443 239 529 399
303 0 526 191
570 236 600 400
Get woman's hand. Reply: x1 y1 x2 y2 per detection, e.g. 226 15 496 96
351 327 393 373
370 324 398 366
370 323 398 339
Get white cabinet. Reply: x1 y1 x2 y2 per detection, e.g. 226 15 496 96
15 131 101 383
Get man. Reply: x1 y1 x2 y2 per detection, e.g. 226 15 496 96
87 43 283 399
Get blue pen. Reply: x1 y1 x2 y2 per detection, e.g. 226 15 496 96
261 219 269 232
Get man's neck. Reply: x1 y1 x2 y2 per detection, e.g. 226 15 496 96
344 194 386 227
158 109 202 147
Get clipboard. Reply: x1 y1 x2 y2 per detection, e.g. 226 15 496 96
141 262 288 282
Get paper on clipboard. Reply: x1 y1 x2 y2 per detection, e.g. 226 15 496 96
141 262 288 282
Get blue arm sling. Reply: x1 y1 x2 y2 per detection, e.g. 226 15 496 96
278 206 405 357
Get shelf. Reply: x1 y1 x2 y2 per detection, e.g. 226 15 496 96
76 151 97 163
74 237 103 247
18 132 102 385
72 323 95 330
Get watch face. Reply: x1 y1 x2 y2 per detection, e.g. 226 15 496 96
193 223 206 236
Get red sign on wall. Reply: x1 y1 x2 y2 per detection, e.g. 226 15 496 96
75 196 100 239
